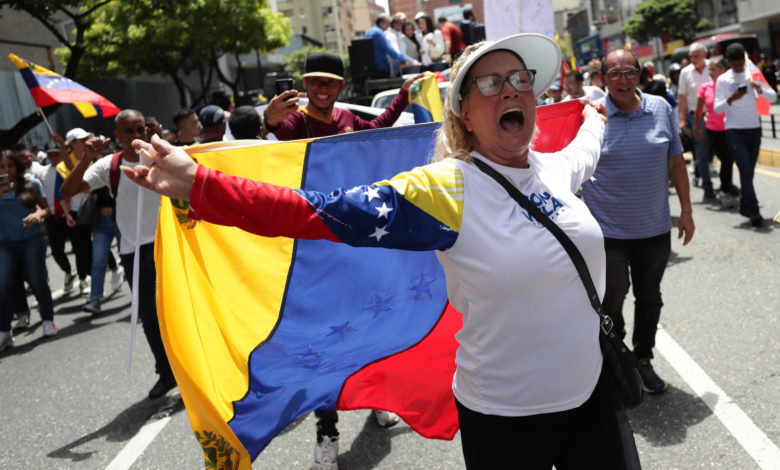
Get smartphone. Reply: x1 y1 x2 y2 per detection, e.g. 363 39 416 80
738 84 748 92
275 78 295 100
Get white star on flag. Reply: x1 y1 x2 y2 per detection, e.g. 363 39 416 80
369 225 389 241
363 186 380 202
375 202 393 219
346 186 361 194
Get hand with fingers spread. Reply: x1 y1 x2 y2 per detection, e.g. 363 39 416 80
123 135 199 201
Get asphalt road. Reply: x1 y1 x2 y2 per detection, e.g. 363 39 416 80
1 161 778 470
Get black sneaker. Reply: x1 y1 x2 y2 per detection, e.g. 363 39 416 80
637 359 667 394
750 213 763 228
703 190 717 202
148 375 177 399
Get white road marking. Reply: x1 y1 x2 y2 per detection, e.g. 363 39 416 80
655 325 780 469
104 416 171 470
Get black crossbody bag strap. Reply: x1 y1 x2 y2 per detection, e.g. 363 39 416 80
471 157 615 335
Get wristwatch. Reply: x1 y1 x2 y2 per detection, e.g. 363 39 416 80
263 114 279 137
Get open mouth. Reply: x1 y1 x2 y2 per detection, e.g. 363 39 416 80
499 109 524 131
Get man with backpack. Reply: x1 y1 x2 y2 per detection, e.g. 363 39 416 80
60 109 176 399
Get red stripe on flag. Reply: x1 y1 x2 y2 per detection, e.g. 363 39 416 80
29 87 120 116
338 303 461 440
531 100 584 153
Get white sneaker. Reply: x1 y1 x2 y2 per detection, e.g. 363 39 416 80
79 277 91 296
110 266 125 293
373 410 400 428
42 320 58 337
313 435 339 470
14 313 30 330
63 272 77 294
0 331 13 352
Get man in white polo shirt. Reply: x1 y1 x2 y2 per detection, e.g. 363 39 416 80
678 43 712 197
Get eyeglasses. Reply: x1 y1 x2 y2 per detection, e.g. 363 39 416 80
464 70 537 97
605 69 639 81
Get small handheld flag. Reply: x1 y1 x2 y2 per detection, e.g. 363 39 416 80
746 53 772 116
409 72 443 123
8 53 120 118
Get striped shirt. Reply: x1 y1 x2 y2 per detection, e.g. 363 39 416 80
583 90 683 239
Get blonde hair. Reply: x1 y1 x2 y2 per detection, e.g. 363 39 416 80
432 42 485 163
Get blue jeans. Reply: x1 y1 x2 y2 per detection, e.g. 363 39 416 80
602 232 671 361
120 243 173 379
726 128 762 214
89 214 121 303
0 235 55 331
688 113 712 191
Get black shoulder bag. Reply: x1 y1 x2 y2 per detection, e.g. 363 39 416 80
472 157 644 409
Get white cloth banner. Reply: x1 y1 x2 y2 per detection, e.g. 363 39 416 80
484 0 555 41
521 0 555 39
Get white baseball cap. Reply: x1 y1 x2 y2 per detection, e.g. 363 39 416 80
65 127 93 144
450 33 562 116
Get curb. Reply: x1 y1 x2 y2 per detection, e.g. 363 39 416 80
758 147 780 169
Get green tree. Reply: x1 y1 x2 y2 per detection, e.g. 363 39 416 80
66 0 291 106
0 0 111 148
621 0 712 44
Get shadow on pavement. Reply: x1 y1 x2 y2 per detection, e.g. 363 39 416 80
338 413 413 470
0 303 130 359
47 394 185 463
628 385 713 446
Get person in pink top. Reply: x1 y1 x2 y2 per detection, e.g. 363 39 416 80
694 57 738 207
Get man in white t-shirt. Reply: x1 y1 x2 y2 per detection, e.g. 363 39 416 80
677 43 712 196
60 109 176 399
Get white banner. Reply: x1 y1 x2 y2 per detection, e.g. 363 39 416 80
484 0 555 41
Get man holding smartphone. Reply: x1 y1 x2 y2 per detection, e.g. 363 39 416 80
262 52 421 141
713 43 777 227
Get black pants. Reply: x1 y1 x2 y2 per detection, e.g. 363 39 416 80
120 243 173 379
602 232 671 360
70 219 93 280
456 365 640 470
706 129 735 193
45 217 73 275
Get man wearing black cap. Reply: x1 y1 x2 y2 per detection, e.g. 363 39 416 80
198 105 227 143
262 52 422 141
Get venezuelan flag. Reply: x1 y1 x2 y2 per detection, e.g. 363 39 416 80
409 72 443 123
155 102 584 468
156 124 458 469
8 53 120 118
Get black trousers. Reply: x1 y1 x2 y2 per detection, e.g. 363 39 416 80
45 217 73 275
706 129 735 193
456 365 640 470
602 232 671 360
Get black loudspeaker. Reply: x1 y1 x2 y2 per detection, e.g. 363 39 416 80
471 24 486 43
349 38 376 84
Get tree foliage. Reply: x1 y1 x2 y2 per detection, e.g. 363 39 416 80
62 0 291 106
621 0 712 44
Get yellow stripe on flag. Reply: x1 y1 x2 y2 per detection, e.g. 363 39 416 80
8 53 60 76
155 139 311 469
73 102 98 118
